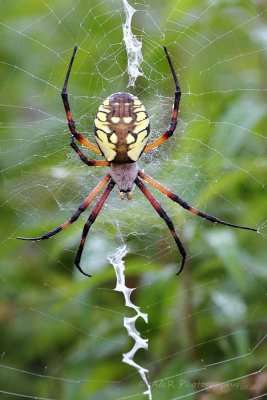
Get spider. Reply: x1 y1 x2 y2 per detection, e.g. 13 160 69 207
17 46 257 277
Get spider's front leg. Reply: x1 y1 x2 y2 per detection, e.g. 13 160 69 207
144 46 181 154
61 46 101 155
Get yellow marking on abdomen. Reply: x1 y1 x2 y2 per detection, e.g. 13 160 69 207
95 130 116 161
111 116 120 124
99 105 110 113
129 130 148 150
95 130 108 142
123 117 132 123
136 112 146 122
126 133 135 144
134 105 146 112
137 129 149 142
110 133 118 144
97 112 107 122
127 129 149 161
94 118 111 134
133 118 149 133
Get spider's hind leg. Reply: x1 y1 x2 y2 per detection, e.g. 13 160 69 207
16 175 112 277
74 180 115 275
138 170 258 233
135 177 186 275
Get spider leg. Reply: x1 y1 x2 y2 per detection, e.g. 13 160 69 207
61 46 101 155
135 177 186 275
144 46 181 154
74 180 115 276
17 174 111 242
138 170 258 232
69 136 109 167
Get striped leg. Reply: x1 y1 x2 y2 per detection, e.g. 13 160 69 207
17 174 111 242
70 136 109 167
138 170 257 232
144 47 181 153
135 177 186 275
61 46 101 154
74 180 115 276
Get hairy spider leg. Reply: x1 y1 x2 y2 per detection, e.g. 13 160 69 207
74 180 115 276
70 136 109 167
135 177 186 275
138 170 258 232
144 46 181 153
17 174 110 241
61 46 101 155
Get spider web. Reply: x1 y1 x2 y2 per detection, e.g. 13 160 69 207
1 0 267 399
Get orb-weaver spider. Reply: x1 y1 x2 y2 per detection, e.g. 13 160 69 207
17 46 257 277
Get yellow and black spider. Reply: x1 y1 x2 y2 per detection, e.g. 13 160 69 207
17 46 257 277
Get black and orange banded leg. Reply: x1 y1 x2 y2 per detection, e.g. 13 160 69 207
17 174 111 242
138 170 258 233
70 136 109 167
144 46 181 154
135 177 186 275
61 46 101 155
74 180 115 276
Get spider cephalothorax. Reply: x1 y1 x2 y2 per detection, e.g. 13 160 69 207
17 46 257 277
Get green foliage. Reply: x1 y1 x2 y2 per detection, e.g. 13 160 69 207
1 1 266 399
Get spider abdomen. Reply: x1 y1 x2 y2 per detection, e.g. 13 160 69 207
94 92 150 163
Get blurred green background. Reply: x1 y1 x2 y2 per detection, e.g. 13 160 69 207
0 1 266 399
